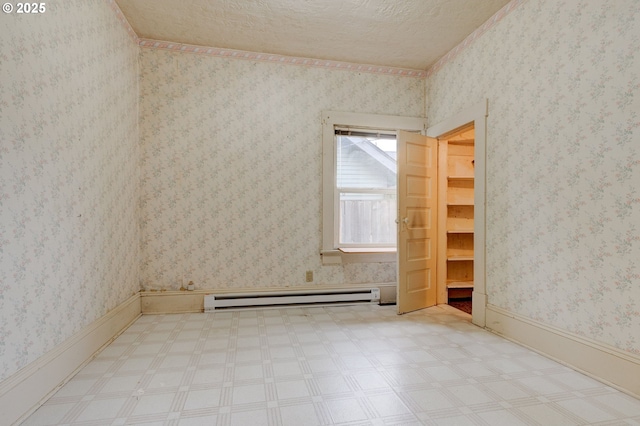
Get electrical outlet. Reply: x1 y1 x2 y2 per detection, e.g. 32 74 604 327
305 270 313 282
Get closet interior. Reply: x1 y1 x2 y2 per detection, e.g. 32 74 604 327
437 126 475 306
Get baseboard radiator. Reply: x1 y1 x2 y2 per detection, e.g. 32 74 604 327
204 288 380 311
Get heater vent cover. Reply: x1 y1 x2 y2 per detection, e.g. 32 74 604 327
204 288 380 311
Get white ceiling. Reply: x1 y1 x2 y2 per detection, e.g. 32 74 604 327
115 0 511 70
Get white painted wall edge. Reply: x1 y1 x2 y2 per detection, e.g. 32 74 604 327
486 304 640 399
0 293 141 425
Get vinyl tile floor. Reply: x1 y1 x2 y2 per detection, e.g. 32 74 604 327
22 304 640 425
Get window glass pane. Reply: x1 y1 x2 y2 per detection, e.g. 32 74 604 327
336 136 396 190
339 193 397 245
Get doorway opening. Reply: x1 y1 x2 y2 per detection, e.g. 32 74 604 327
437 124 475 315
427 99 488 327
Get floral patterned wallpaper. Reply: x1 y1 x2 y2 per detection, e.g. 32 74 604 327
427 0 640 355
4 0 635 388
0 0 140 380
139 49 424 291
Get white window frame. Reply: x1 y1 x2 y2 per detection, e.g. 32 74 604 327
321 111 426 264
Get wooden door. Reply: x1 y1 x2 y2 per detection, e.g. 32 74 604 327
397 131 438 314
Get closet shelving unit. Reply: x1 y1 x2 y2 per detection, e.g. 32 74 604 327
438 133 475 301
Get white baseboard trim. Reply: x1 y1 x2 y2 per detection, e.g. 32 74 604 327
471 290 487 327
0 293 141 425
485 304 640 399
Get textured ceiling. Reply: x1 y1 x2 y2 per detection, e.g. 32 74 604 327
114 0 511 70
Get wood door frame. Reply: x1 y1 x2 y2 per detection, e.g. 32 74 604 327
427 99 488 327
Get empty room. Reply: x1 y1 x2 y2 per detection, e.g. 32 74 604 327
1 0 639 424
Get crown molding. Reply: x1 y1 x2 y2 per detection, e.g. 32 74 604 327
427 0 527 77
105 0 527 78
138 39 427 78
105 0 139 43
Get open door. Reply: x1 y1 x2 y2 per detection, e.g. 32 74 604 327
397 131 438 314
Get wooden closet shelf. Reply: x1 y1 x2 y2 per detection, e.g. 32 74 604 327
447 281 474 289
447 229 474 234
447 176 474 180
447 256 474 261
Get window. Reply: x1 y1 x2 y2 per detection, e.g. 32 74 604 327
321 111 426 263
336 130 397 247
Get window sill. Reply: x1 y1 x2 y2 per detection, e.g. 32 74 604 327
321 249 396 265
338 247 396 254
